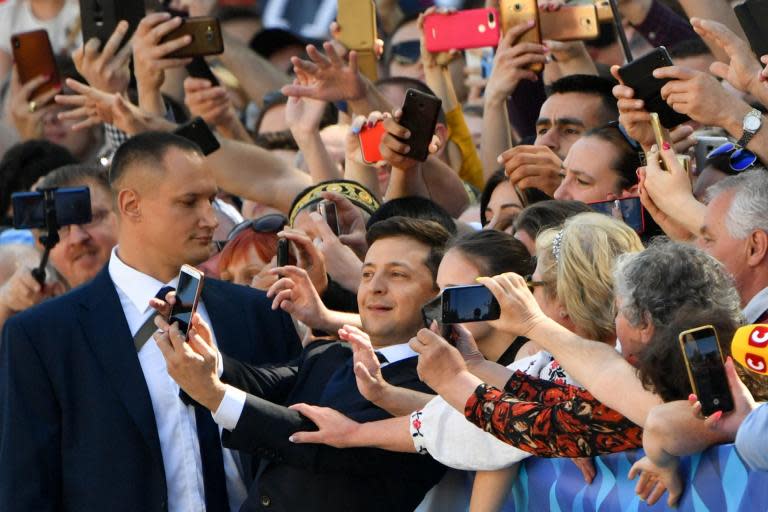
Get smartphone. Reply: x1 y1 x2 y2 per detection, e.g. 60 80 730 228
618 47 690 129
169 264 205 338
594 0 613 22
694 135 729 173
12 187 92 230
421 294 453 339
539 5 599 41
359 120 386 164
174 117 220 156
336 0 377 51
424 8 501 52
10 30 61 100
161 17 224 58
397 88 443 162
734 0 768 61
679 325 734 417
276 238 289 267
317 200 340 236
185 56 220 86
499 0 542 72
588 196 645 234
79 0 145 49
442 284 501 324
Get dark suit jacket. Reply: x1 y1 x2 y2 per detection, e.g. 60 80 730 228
218 341 446 512
0 267 301 512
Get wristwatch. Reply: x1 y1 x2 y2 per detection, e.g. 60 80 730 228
737 108 763 149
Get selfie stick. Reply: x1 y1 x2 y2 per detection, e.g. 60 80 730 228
608 0 634 63
32 189 61 286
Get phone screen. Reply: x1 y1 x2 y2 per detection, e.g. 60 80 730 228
442 285 500 324
589 197 645 234
680 329 734 416
421 294 453 339
12 187 92 229
169 270 201 336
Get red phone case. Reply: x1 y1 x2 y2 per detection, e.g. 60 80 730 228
424 8 501 52
359 121 387 164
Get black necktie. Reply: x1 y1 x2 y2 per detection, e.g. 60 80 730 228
150 286 230 512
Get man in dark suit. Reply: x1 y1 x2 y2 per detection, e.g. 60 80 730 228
0 132 301 512
153 216 450 511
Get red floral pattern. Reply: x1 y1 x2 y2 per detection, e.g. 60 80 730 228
464 371 643 458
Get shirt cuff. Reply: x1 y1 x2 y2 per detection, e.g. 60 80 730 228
409 410 429 455
211 385 246 431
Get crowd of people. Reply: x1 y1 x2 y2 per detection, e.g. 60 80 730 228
1 0 768 510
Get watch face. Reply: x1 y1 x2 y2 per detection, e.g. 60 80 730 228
745 114 762 131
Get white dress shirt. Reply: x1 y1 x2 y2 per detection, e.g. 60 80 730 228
743 286 768 323
213 341 419 430
108 248 247 512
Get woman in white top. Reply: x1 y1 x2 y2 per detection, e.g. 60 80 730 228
289 213 644 511
0 0 80 83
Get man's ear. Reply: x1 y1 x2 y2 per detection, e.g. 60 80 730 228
624 183 640 196
747 229 768 268
434 123 449 156
639 311 655 345
117 189 141 222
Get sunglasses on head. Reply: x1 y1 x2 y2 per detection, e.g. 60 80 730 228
390 40 421 66
607 121 646 166
706 142 758 173
213 213 288 251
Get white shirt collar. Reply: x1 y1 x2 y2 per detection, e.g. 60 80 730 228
744 286 768 324
108 247 178 315
377 342 419 365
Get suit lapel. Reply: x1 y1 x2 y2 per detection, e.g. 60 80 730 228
77 268 163 464
202 280 251 362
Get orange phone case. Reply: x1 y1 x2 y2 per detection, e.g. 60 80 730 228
424 9 501 52
162 17 224 58
11 29 61 100
499 0 543 72
359 121 387 165
540 5 599 41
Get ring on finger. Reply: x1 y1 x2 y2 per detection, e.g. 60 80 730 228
28 100 37 113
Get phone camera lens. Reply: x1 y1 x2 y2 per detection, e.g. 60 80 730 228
514 3 522 11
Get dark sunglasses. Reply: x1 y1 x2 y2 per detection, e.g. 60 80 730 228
607 121 646 166
706 142 758 173
213 213 288 250
390 40 421 65
524 274 545 293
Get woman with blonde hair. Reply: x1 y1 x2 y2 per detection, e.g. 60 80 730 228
283 213 646 512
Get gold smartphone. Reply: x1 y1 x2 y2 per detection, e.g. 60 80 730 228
595 0 613 22
540 5 600 41
678 325 734 417
499 0 543 72
336 0 378 80
649 112 669 170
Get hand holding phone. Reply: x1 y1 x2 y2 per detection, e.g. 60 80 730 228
11 30 61 101
499 0 543 72
161 17 224 58
359 121 386 164
276 238 290 268
317 200 340 236
423 8 501 52
396 89 443 162
169 265 205 339
442 285 501 324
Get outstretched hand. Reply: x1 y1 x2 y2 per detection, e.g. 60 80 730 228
281 42 367 103
628 455 683 507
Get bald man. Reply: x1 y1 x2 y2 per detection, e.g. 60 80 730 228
0 132 302 512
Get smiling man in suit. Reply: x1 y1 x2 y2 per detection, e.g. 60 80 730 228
153 216 450 511
0 132 301 512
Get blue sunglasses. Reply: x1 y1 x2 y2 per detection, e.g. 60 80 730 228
706 142 758 173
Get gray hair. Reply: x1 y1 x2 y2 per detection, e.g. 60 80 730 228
706 169 768 239
614 239 743 329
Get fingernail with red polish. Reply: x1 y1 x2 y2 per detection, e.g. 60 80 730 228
662 142 671 150
710 411 723 421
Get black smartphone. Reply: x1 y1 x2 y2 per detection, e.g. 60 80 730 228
185 56 220 86
442 284 501 324
678 325 734 417
78 0 145 48
317 200 340 236
174 117 220 155
397 88 443 162
735 0 768 61
588 196 645 234
12 187 92 229
421 294 453 339
169 264 205 338
618 47 690 129
276 238 289 268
